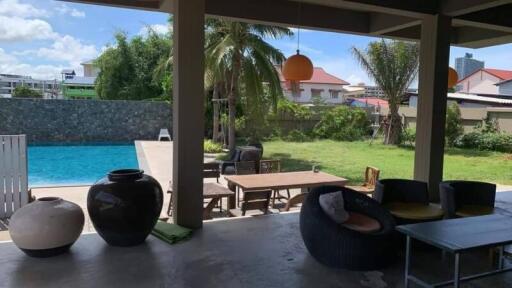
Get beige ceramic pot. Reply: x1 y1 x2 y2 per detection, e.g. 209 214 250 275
9 197 84 257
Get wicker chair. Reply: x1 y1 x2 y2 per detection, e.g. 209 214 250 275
220 146 262 175
300 186 396 270
374 179 444 224
440 180 496 218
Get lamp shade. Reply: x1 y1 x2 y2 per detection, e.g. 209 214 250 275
448 67 458 88
282 52 314 81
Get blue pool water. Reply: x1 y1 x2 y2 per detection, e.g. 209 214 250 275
28 144 139 187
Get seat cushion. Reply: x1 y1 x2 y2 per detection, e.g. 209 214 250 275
342 212 381 233
455 205 494 217
319 191 349 224
384 202 444 220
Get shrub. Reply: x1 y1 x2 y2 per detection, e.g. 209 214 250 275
402 128 416 144
456 132 512 153
283 129 312 142
445 103 464 147
313 106 370 141
204 140 224 153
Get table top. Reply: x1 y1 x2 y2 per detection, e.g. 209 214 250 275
203 182 234 199
396 214 512 252
224 171 348 191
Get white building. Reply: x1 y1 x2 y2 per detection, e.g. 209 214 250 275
278 67 352 105
0 74 60 99
349 83 417 98
456 68 512 95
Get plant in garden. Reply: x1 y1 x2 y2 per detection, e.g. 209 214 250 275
352 40 419 145
314 106 370 141
204 139 224 153
12 86 43 98
445 103 464 147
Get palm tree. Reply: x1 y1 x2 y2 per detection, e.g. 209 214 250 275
205 19 292 152
352 40 419 145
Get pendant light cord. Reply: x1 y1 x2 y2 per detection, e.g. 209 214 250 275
297 1 301 54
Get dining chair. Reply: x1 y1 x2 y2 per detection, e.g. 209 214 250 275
228 189 272 217
282 193 308 212
259 160 290 207
234 161 257 207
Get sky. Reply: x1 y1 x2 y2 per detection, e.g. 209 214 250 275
3 0 512 86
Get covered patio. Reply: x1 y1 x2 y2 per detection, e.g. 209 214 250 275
6 0 512 287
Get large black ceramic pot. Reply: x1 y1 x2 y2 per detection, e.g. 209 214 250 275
88 169 163 247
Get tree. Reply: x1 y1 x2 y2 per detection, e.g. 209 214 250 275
353 40 419 145
204 19 291 151
445 103 464 147
12 86 43 98
95 29 172 101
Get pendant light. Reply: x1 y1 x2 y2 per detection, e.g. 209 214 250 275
448 67 458 88
282 1 314 81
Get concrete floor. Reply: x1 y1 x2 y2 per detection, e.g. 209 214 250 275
1 212 512 288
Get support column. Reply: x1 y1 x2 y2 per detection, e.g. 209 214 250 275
414 14 451 202
172 0 205 228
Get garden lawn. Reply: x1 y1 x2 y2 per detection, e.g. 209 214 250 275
263 140 512 185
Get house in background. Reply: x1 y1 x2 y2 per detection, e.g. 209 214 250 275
61 61 99 100
278 67 350 105
409 92 512 108
457 68 512 95
348 83 417 98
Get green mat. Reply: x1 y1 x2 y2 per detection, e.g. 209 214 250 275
151 221 192 245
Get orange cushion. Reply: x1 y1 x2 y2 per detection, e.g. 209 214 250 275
342 212 381 233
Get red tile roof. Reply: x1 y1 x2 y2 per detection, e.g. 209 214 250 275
351 97 389 107
458 68 512 83
277 67 349 85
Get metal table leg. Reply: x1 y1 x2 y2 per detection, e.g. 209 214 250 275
454 253 460 288
405 236 411 288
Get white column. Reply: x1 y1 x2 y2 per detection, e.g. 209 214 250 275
172 0 205 228
414 14 452 202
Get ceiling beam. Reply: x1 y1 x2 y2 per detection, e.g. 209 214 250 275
204 0 370 35
60 0 161 11
369 13 420 35
442 0 512 17
453 26 512 48
456 4 512 32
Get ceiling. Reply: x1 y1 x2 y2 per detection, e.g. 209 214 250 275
62 0 512 48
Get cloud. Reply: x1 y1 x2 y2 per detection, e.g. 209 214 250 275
55 3 85 18
139 24 171 36
23 35 99 67
0 0 48 18
0 48 64 80
0 16 57 42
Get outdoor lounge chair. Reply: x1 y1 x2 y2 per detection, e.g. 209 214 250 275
0 135 32 225
220 146 262 175
374 179 444 224
440 180 496 218
300 186 396 270
158 128 171 141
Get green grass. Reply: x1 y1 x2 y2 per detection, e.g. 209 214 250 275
262 139 512 185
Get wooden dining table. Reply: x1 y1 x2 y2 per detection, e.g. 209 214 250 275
224 171 348 209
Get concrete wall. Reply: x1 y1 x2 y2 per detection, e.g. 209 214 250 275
380 106 512 133
0 98 172 144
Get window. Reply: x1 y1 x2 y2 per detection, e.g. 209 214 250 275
291 82 301 98
330 90 339 99
311 89 322 98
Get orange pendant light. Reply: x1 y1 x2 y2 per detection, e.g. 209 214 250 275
282 0 313 81
282 50 314 81
448 67 458 88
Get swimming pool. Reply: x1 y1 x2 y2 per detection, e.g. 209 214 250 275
28 144 139 187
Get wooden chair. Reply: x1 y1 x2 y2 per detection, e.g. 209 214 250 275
282 193 307 212
259 160 290 207
229 189 272 217
346 166 380 195
167 162 223 216
235 161 257 206
0 135 32 222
